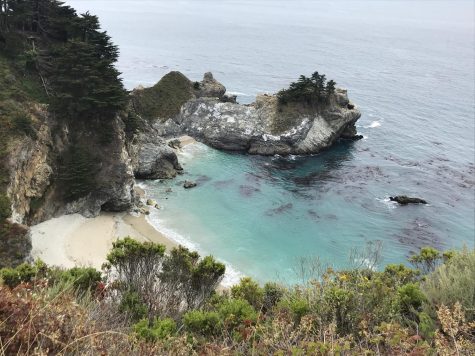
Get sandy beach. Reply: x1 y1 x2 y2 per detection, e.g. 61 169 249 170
29 136 200 269
30 210 178 270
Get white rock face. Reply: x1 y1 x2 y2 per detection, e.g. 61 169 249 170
157 85 361 155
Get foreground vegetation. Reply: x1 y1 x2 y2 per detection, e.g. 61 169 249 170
1 241 473 355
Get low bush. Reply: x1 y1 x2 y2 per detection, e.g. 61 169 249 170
183 310 221 336
231 277 264 310
60 267 102 294
134 317 177 342
421 248 475 321
0 263 37 288
218 298 257 330
119 290 148 321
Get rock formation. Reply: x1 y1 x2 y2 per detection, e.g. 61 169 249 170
133 72 362 156
390 196 428 205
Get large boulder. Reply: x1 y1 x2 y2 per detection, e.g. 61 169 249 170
128 121 183 180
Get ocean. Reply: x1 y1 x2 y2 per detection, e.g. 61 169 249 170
68 0 474 285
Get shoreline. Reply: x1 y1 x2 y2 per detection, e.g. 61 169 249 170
30 211 179 270
30 135 241 287
30 136 197 270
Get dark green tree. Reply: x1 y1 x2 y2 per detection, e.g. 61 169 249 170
58 146 97 201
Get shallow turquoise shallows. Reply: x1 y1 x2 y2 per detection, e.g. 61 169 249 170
68 0 475 285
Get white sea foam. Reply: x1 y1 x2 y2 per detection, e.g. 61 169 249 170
227 91 249 97
365 120 381 128
176 142 210 163
377 197 397 209
146 210 245 287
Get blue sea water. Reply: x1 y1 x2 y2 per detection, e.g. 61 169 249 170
68 0 474 285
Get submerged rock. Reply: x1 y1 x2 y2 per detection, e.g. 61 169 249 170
390 196 428 205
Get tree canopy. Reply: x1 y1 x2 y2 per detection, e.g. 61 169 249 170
277 71 336 106
0 0 127 120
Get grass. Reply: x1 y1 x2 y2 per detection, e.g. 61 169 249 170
131 71 194 121
272 101 318 134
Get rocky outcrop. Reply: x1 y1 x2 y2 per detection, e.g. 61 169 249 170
390 196 428 205
127 121 183 180
197 72 226 99
7 105 54 224
139 72 361 156
6 109 136 224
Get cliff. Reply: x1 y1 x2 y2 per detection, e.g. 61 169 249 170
132 72 361 156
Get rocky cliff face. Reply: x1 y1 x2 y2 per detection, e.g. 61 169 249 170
135 73 361 156
127 120 183 180
6 110 136 225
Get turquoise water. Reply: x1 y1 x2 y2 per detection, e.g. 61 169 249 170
68 0 475 285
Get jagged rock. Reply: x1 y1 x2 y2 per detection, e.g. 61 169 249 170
6 110 136 224
221 94 237 103
183 180 197 189
390 196 428 205
128 121 183 179
198 72 226 99
168 138 181 149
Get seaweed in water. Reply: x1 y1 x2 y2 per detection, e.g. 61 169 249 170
239 185 260 197
265 203 293 216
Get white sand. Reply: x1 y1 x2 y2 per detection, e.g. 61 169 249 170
30 212 177 270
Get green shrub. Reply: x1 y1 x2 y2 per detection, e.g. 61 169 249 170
0 263 37 288
290 299 310 322
118 290 148 321
61 267 102 294
418 311 436 339
218 298 257 329
134 317 177 342
383 264 419 286
263 282 285 310
13 113 36 139
0 194 11 221
183 310 221 336
409 247 441 274
397 283 426 318
231 277 264 310
421 248 475 321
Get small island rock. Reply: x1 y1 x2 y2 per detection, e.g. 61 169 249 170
390 196 427 205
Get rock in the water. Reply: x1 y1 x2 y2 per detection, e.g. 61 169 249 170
183 180 197 189
390 196 427 205
146 198 157 206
